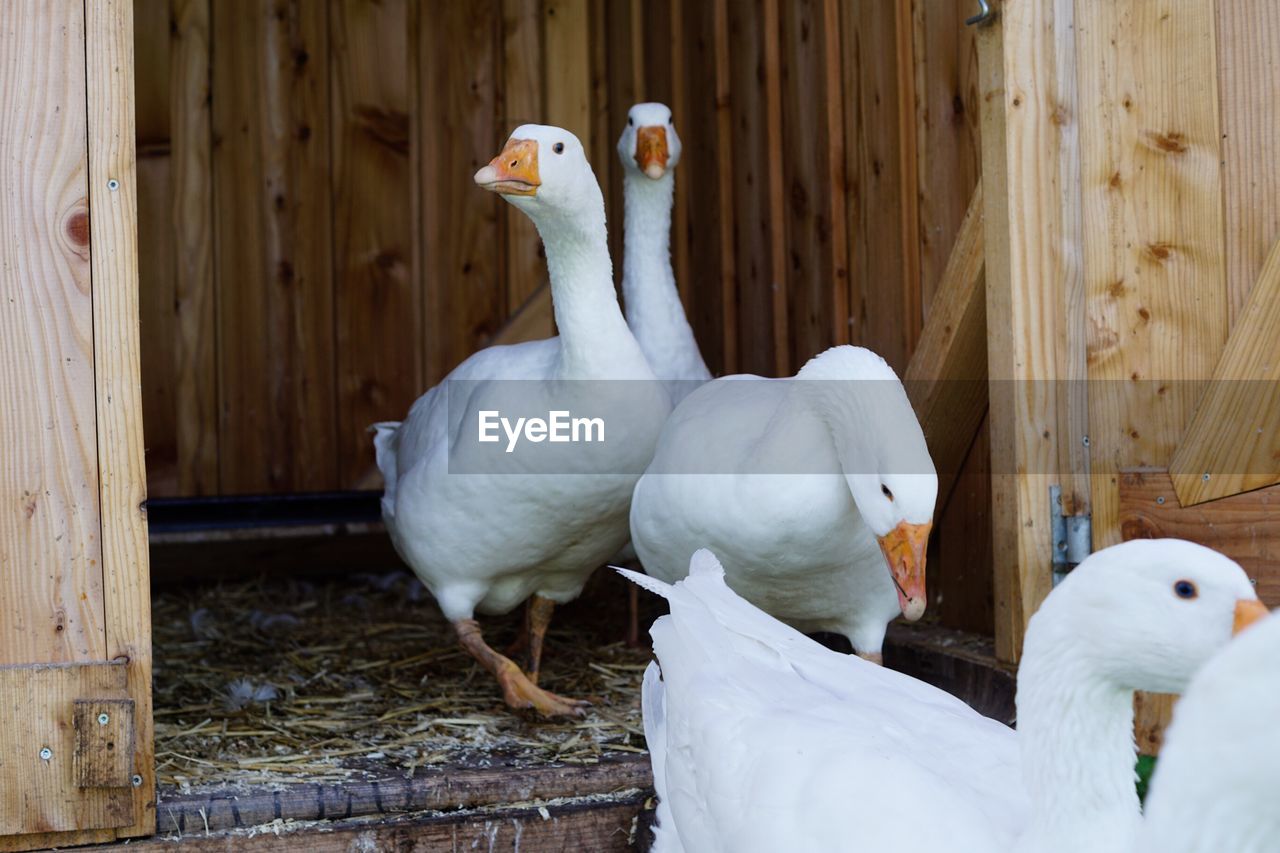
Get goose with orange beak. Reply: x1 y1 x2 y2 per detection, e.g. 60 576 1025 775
372 125 671 717
631 344 936 663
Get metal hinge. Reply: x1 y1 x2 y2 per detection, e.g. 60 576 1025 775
1050 484 1091 585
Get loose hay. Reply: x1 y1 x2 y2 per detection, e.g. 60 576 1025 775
152 568 653 793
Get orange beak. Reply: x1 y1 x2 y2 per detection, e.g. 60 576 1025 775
635 126 669 179
474 137 540 196
877 521 931 621
1233 598 1269 635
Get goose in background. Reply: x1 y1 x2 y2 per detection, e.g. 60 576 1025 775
1141 603 1278 852
371 126 670 716
615 102 710 405
629 345 935 661
624 540 1266 853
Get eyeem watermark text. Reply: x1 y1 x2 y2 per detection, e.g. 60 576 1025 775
478 410 605 453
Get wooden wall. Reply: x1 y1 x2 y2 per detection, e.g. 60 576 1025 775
134 0 989 629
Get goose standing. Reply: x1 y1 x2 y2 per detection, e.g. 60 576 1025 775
629 345 935 660
1141 606 1278 852
372 126 670 716
616 102 710 404
623 539 1267 853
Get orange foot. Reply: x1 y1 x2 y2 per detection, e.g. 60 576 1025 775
497 661 589 718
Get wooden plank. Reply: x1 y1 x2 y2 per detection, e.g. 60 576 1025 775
1120 469 1280 606
1077 0 1228 545
73 699 135 789
331 0 417 490
1216 0 1280 323
978 0 1085 662
894 0 922 357
489 284 555 349
668 0 692 314
543 0 591 145
0 663 132 837
0 0 106 666
884 619 1014 725
133 0 171 148
155 755 651 834
725 0 778 377
212 0 337 493
762 0 789 376
503 0 551 332
85 0 156 836
114 798 647 852
904 183 986 505
713 0 739 372
778 0 845 371
419 0 502 384
601 0 642 284
913 0 982 318
842 0 910 372
932 415 995 637
1170 237 1280 505
170 0 219 497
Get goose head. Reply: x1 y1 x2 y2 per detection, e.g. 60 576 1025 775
475 125 602 225
1026 539 1265 694
616 103 682 180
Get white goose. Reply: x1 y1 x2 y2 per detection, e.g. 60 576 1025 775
629 345 935 660
1141 606 1278 852
623 540 1267 853
372 126 670 716
616 102 710 404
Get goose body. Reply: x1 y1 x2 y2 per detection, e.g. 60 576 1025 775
373 125 670 715
629 345 936 657
1141 608 1280 852
626 540 1265 853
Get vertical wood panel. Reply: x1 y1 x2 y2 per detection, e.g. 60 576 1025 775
0 0 105 665
933 415 994 635
85 0 157 833
170 0 218 496
543 0 591 145
761 0 789 377
1216 0 1280 323
913 0 981 316
602 0 642 286
894 0 921 355
712 0 739 372
419 1 502 384
331 0 416 488
212 0 337 494
842 1 910 372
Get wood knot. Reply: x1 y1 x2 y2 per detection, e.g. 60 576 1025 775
66 209 90 247
1141 130 1188 154
1142 242 1174 262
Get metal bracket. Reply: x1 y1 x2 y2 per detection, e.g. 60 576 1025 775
1050 485 1091 585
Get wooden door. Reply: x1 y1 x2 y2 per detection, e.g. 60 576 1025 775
0 0 153 847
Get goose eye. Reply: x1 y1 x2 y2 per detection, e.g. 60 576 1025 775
1173 580 1198 600
628 116 634 126
553 142 565 154
881 484 894 500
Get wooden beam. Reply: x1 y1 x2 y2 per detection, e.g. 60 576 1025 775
1120 468 1280 606
85 0 155 836
1170 236 1280 505
905 183 986 506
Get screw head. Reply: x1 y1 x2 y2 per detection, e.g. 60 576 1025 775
106 178 120 191
131 774 143 787
1081 435 1091 447
39 747 52 761
1156 496 1166 505
97 712 110 726
1202 473 1212 481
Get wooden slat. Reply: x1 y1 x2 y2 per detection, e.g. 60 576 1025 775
778 0 845 371
419 0 502 384
132 0 171 148
725 0 779 377
136 152 179 497
170 0 218 497
543 0 591 145
73 699 135 789
761 0 789 377
894 0 922 357
842 0 910 372
331 0 417 489
904 183 986 506
503 0 551 331
0 663 132 838
1216 0 1280 323
0 0 106 666
913 0 982 319
85 0 156 836
1170 238 1280 505
712 0 739 372
978 0 1086 662
601 0 642 284
932 415 995 636
1077 0 1227 544
212 0 337 493
668 0 692 314
1120 469 1280 605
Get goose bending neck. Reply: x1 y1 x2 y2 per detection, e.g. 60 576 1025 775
534 206 644 379
1015 625 1142 853
621 171 699 377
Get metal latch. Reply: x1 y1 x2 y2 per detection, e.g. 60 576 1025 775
1050 484 1091 585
